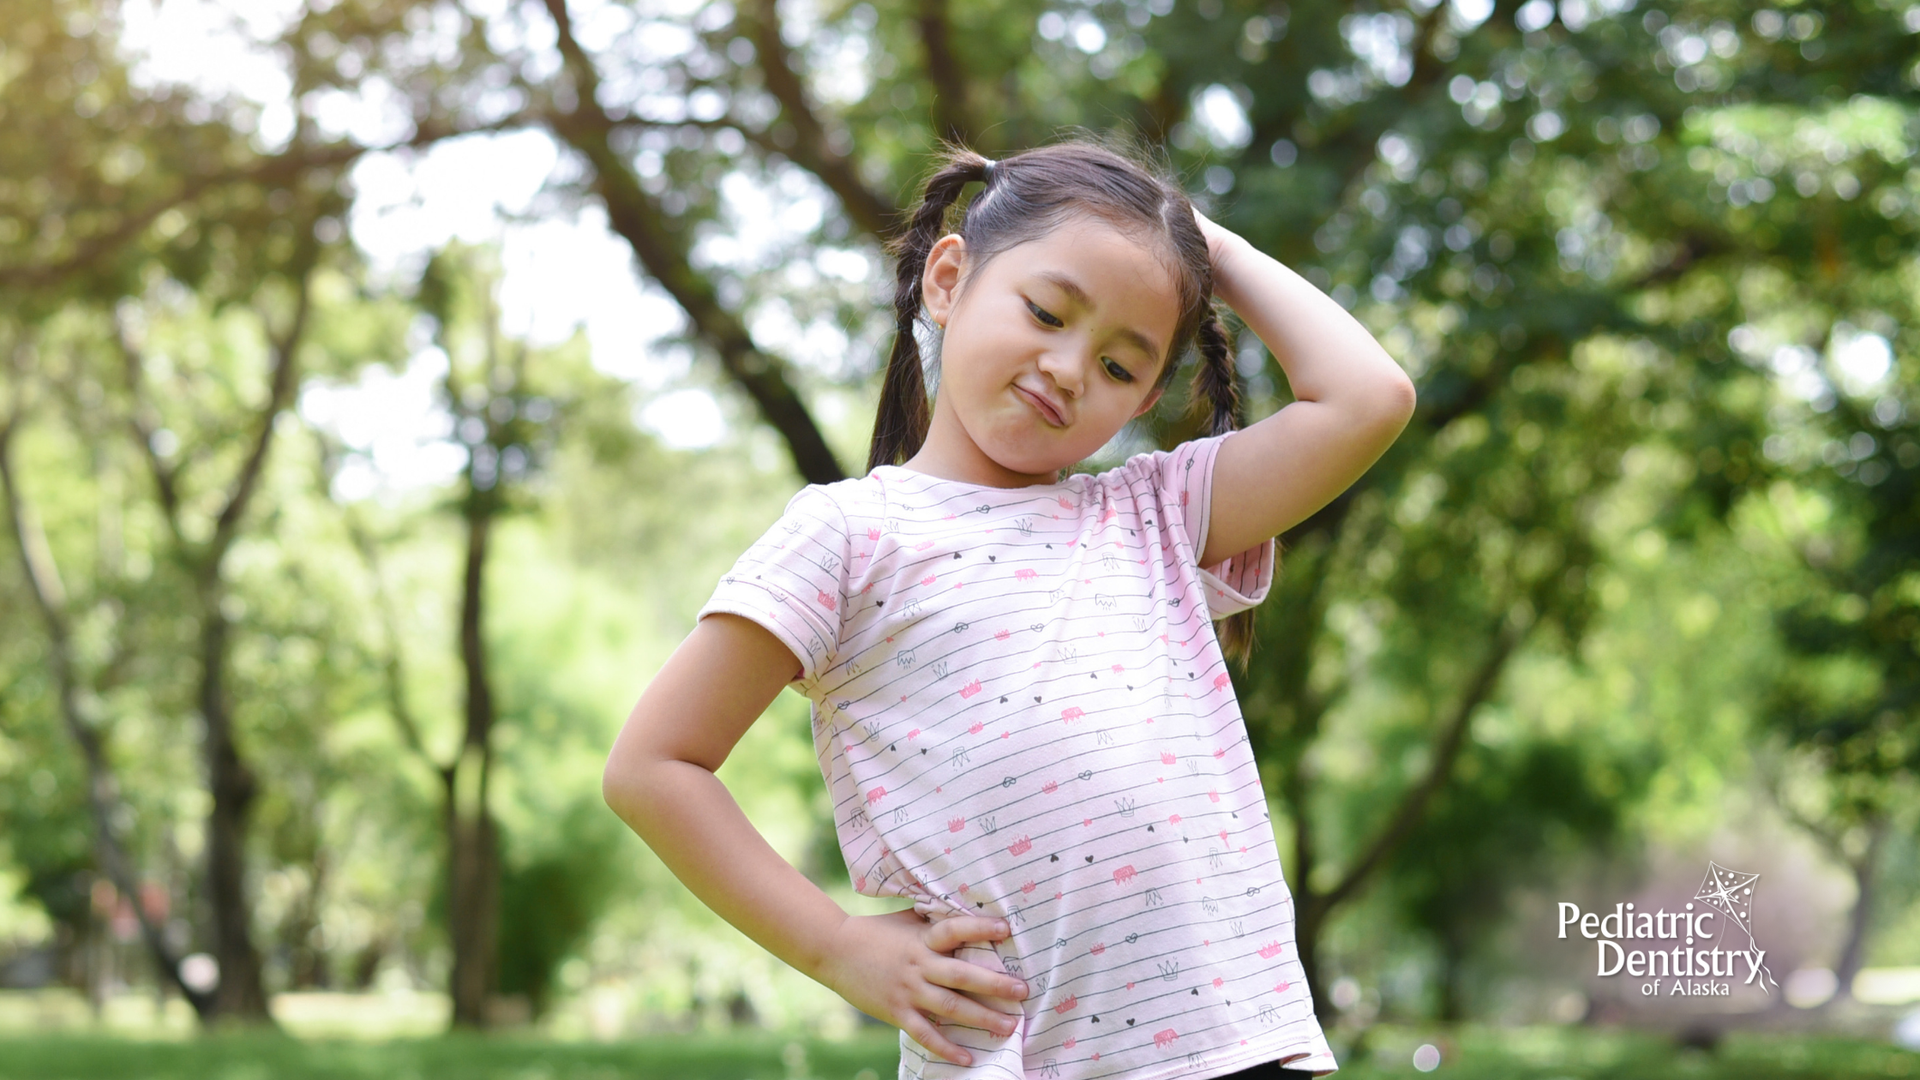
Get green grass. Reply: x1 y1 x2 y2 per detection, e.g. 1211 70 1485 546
0 1026 1913 1080
0 1030 900 1080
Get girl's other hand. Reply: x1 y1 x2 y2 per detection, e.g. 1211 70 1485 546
815 908 1029 1067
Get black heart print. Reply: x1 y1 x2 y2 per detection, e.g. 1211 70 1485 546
1050 854 1058 862
953 553 960 559
1085 856 1093 863
1127 1018 1135 1026
988 555 996 561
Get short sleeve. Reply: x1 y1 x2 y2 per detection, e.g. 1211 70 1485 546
1132 431 1276 620
696 485 851 688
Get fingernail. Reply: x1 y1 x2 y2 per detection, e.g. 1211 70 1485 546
998 921 1011 934
1014 981 1029 996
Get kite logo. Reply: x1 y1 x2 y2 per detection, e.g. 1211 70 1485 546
1556 860 1777 997
1693 861 1777 994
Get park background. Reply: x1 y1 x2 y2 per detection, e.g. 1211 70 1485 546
2 0 1919 1076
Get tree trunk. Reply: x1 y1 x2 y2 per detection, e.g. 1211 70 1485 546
0 414 216 1018
197 578 274 1023
446 504 500 1028
1832 816 1887 1002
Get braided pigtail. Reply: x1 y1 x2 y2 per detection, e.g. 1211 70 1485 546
1189 303 1259 671
867 150 993 472
1188 303 1246 436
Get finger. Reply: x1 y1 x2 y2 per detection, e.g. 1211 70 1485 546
903 1009 977 1068
939 957 1030 1006
924 985 1023 1038
927 915 1007 953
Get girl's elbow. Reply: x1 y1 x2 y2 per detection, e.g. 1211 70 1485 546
1389 371 1418 424
602 755 644 821
1373 367 1416 429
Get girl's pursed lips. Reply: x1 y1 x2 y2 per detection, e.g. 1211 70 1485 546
1015 385 1066 426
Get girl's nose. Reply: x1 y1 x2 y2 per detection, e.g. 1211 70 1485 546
1037 346 1089 399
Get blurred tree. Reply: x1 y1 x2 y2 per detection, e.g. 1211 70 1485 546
1755 321 1919 1000
1388 736 1641 1019
320 241 589 1027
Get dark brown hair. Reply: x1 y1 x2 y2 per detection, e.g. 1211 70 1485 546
866 133 1257 669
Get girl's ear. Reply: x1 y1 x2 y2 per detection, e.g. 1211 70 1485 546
921 234 968 327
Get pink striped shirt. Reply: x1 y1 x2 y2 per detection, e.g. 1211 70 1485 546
698 432 1336 1079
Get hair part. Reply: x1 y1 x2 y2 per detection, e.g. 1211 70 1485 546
868 132 1259 669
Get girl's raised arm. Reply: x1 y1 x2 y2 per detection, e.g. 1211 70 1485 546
1193 211 1418 568
603 612 1029 1067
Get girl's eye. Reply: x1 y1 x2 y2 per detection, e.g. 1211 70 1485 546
1028 300 1134 382
1026 300 1063 328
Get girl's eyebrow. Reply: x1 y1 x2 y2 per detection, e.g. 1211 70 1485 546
1033 270 1163 360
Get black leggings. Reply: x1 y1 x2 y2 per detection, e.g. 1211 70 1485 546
1213 1064 1316 1079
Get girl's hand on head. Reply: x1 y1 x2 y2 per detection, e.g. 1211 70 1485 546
1192 206 1242 280
814 908 1030 1067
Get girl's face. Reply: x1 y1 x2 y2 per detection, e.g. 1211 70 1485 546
911 216 1181 488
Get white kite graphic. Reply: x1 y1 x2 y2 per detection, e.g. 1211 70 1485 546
1693 861 1777 993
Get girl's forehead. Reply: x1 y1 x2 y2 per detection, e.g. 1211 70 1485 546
993 221 1178 294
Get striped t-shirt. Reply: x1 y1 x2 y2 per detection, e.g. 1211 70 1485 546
697 431 1336 1080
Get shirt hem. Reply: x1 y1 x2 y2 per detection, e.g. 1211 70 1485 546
1101 1027 1339 1080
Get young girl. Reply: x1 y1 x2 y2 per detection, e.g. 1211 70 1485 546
603 137 1415 1080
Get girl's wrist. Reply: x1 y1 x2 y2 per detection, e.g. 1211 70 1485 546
1209 231 1259 311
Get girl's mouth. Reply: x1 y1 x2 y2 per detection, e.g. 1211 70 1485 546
1015 386 1065 426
